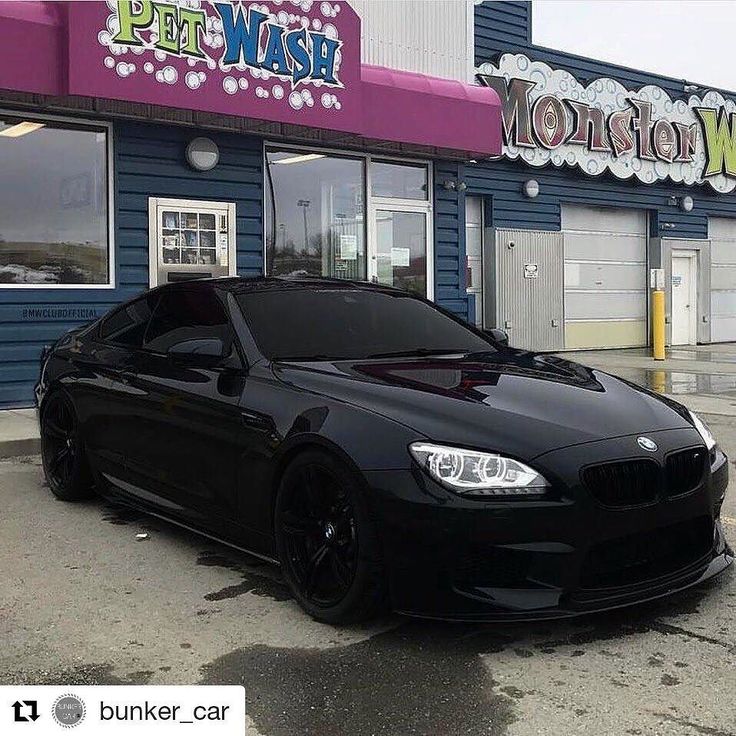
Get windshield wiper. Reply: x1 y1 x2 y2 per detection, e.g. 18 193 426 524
366 348 469 359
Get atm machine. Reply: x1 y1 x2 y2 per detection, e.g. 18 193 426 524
148 197 237 287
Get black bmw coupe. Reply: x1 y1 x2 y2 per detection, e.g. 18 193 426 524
35 277 732 623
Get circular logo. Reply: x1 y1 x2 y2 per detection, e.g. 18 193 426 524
52 694 86 729
637 436 658 452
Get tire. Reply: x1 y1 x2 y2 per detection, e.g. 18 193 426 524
40 391 95 502
274 449 387 624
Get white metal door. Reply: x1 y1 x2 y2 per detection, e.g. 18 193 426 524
562 205 648 349
671 251 697 345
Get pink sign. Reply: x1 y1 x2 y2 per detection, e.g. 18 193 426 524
67 0 362 132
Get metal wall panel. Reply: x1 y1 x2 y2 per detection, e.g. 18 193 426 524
562 206 647 234
495 228 564 351
708 218 736 342
711 265 736 290
562 205 648 349
565 262 647 292
565 292 647 320
352 0 473 81
564 234 648 263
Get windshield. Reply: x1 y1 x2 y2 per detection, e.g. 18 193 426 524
236 287 496 361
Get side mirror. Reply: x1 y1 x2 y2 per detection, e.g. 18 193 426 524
484 328 509 347
167 338 226 367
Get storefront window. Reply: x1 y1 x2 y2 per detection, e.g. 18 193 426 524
265 147 432 298
371 161 428 200
265 150 366 280
0 116 109 286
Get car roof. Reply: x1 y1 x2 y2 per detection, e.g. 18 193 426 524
162 275 411 297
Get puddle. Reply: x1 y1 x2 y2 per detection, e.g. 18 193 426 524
197 573 728 736
611 368 736 396
199 624 516 736
197 550 291 602
667 350 736 364
101 504 147 526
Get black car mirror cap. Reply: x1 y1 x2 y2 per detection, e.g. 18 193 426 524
167 338 226 367
484 328 509 347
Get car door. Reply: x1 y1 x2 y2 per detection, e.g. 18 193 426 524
120 284 249 530
82 291 161 480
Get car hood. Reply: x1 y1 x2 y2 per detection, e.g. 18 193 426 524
272 350 695 459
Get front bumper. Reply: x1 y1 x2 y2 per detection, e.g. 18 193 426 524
365 427 733 621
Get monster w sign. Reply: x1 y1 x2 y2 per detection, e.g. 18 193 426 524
477 54 736 193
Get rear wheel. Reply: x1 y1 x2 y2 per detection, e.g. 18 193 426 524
40 391 94 502
274 450 387 624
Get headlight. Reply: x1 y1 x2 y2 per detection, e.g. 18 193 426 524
688 410 716 452
409 442 550 497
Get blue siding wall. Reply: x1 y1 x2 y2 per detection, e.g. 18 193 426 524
434 161 471 321
116 121 264 286
470 1 736 238
0 120 263 408
474 1 530 59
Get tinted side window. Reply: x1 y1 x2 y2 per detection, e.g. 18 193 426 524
98 293 158 347
144 288 233 354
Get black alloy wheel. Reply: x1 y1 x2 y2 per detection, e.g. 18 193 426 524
41 392 94 502
275 450 386 624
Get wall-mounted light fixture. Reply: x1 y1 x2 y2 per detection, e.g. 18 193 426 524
680 195 694 212
185 137 220 172
442 179 468 192
522 179 540 198
668 195 694 212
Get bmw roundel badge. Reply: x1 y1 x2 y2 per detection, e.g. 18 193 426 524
637 436 658 452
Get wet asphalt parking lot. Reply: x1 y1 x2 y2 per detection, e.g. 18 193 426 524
2 348 736 736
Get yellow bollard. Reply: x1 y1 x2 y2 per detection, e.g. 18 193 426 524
652 289 666 360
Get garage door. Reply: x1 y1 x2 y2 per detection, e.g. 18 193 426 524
709 218 736 342
562 205 648 349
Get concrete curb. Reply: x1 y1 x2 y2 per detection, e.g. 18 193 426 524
0 408 40 459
